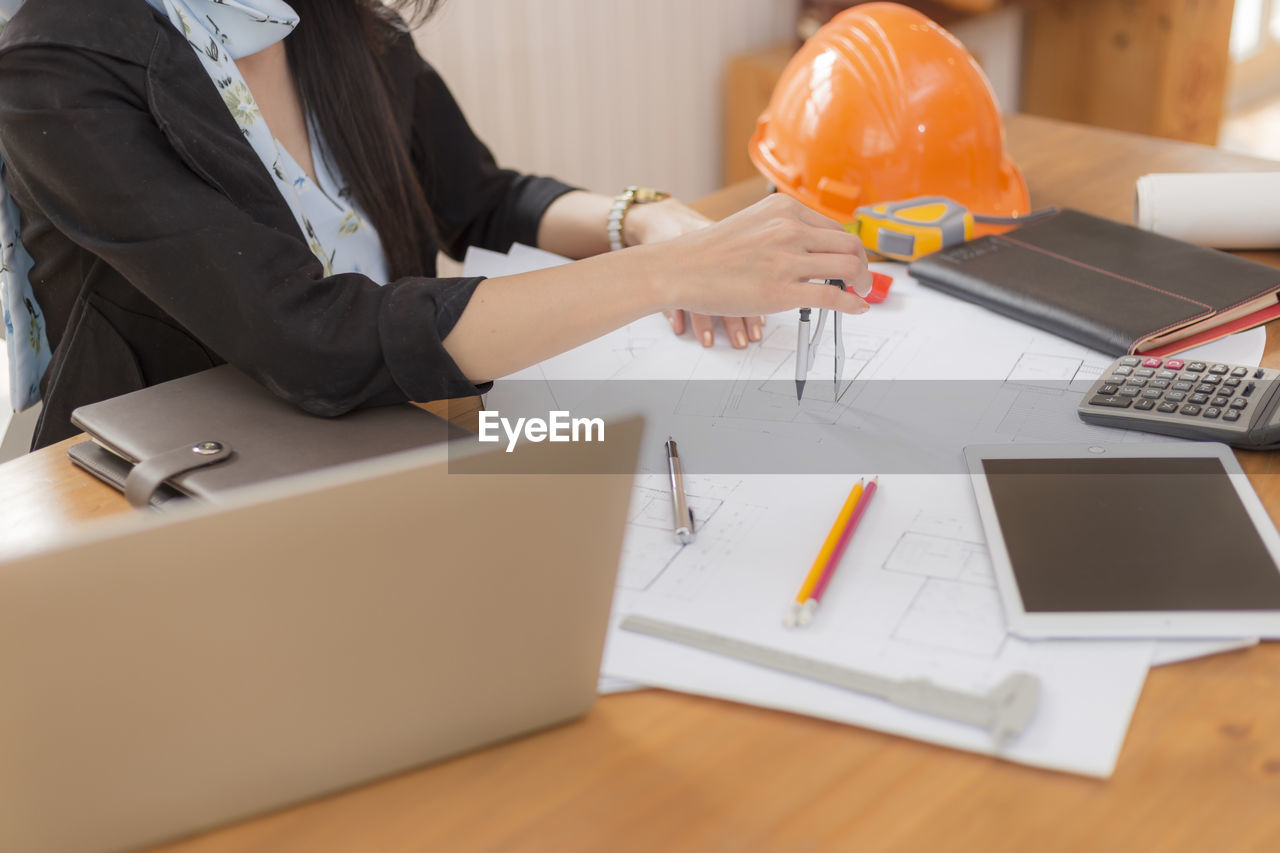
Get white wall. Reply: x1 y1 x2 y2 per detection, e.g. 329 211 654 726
412 0 800 201
950 5 1023 113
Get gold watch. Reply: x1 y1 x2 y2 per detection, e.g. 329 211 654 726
607 186 670 251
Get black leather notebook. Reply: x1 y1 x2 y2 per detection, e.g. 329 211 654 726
908 209 1280 356
69 366 469 507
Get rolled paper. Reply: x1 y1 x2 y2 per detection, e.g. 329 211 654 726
1134 172 1280 250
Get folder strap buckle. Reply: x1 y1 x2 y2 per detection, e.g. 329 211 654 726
123 440 234 508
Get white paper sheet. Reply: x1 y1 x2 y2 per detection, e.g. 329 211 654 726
595 263 1261 663
464 250 1266 735
524 264 1269 484
605 262 1266 383
460 244 520 279
506 241 572 269
603 473 1155 777
586 265 1269 774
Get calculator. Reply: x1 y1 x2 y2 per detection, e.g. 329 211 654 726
1077 356 1280 448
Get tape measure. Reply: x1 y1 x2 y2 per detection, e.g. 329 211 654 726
847 196 1054 262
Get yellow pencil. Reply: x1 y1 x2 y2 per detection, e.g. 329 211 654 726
785 479 864 628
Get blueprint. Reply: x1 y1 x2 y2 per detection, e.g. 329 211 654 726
603 474 1154 777
469 249 1267 765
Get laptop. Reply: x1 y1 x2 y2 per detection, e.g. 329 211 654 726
0 416 643 853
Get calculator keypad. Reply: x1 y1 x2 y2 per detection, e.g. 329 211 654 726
1083 356 1278 439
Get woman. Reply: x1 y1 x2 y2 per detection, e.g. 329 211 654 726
0 0 870 450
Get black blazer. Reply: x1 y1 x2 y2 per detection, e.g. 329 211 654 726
0 0 573 449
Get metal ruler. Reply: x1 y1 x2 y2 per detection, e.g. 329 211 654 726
621 614 1040 744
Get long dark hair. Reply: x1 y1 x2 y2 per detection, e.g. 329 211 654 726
285 1 443 280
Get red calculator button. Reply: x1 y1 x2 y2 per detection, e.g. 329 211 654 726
1165 359 1185 370
1142 357 1163 368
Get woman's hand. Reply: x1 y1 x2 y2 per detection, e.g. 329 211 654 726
447 193 870 384
632 193 873 322
624 198 766 349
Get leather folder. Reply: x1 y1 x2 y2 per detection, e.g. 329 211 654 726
68 366 468 507
908 209 1280 357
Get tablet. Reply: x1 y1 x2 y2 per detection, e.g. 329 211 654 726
965 442 1280 639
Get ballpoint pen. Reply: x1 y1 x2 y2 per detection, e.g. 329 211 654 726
665 436 696 544
795 280 847 401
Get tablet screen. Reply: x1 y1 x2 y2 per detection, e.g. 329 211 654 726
982 457 1280 612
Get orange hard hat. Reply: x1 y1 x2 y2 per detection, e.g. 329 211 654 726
748 2 1029 225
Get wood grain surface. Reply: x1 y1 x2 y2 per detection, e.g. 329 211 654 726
1021 0 1235 145
4 115 1280 852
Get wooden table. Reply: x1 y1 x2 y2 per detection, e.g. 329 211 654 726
6 115 1280 852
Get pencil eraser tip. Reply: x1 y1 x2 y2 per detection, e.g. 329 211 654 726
797 600 817 627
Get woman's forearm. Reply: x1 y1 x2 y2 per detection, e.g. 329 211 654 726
534 189 697 258
442 248 667 381
444 193 873 384
535 190 614 258
448 189 663 381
